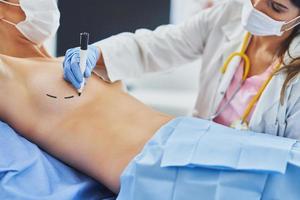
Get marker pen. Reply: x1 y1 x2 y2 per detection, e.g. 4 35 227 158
78 32 89 96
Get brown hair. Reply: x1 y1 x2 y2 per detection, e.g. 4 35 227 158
278 28 300 104
278 0 300 104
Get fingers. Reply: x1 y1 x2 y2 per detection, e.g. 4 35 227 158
83 46 99 78
70 55 83 83
63 46 99 87
63 47 83 89
64 65 81 89
84 68 92 78
89 45 100 61
64 71 81 90
63 47 79 67
84 58 93 78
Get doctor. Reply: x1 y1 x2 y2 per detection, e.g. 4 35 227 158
63 0 300 140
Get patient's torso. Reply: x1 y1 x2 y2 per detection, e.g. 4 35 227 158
1 55 166 129
0 55 172 191
1 55 130 132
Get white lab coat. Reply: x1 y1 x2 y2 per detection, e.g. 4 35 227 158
94 0 300 140
170 0 215 23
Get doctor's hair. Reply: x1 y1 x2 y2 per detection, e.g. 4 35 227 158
279 0 300 104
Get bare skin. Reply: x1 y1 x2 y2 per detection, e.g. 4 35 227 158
0 0 174 193
246 0 299 77
0 0 51 58
0 0 299 195
0 54 173 193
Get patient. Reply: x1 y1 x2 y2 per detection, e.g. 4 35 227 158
0 54 173 193
0 0 118 197
0 0 174 194
1 0 298 197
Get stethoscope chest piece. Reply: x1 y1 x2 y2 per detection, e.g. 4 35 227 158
230 120 249 131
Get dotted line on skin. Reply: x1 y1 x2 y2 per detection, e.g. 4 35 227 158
46 94 57 99
46 94 75 99
64 95 75 99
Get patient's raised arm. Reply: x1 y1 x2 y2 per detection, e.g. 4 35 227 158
0 54 173 192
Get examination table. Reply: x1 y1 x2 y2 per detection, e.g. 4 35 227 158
0 121 116 200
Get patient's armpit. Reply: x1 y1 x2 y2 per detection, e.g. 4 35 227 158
0 54 172 192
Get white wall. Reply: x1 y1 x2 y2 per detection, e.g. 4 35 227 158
170 0 210 23
126 60 201 116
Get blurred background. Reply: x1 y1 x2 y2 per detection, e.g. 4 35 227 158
45 0 216 116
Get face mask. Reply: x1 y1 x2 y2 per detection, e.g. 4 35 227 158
241 0 300 36
0 0 60 45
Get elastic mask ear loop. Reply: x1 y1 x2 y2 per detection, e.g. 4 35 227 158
282 16 300 32
0 0 20 6
0 1 21 26
1 18 33 45
1 18 17 26
2 16 48 55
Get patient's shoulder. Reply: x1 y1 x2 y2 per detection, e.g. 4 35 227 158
0 57 13 80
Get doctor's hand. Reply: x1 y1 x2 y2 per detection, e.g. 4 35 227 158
63 45 100 89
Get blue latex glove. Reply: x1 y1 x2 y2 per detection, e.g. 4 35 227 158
63 45 100 89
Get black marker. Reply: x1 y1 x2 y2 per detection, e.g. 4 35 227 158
78 32 89 96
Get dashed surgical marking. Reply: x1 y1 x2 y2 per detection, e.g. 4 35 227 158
46 94 57 99
46 94 76 100
64 95 74 99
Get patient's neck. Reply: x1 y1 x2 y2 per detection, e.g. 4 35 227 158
0 35 51 58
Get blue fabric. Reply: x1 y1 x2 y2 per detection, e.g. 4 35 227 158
0 121 115 200
117 117 300 200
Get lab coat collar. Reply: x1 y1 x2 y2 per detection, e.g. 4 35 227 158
210 20 246 113
221 18 244 41
282 35 300 86
249 73 285 131
220 19 300 131
220 19 246 62
249 36 300 130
